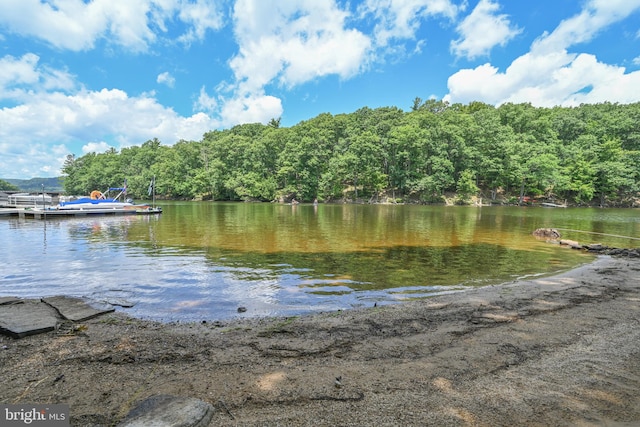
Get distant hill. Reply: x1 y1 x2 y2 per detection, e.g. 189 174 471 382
3 177 64 192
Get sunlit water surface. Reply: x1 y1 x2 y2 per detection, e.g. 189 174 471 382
2 203 638 322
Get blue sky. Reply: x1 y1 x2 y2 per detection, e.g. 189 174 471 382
1 0 639 179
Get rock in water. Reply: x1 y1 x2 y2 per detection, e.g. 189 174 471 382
532 228 561 239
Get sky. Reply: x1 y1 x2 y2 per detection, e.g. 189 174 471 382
1 0 639 179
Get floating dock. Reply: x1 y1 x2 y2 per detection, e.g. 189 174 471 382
1 191 162 218
0 206 162 218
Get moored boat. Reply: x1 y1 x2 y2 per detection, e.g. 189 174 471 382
6 192 53 207
57 185 157 212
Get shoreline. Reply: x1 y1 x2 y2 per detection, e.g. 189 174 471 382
1 255 639 426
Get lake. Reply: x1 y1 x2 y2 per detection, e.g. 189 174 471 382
1 203 638 322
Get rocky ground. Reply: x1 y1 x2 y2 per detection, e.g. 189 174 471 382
1 255 639 426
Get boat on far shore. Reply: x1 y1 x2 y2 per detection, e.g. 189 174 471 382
55 185 161 214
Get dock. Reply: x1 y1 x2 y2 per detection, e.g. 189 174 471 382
0 206 162 218
0 190 162 218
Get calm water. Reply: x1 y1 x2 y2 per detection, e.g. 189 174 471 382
1 203 639 322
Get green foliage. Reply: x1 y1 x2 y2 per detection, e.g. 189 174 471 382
59 101 640 206
456 169 479 204
0 179 20 191
1 177 62 191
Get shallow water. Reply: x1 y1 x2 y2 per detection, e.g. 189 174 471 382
1 203 638 322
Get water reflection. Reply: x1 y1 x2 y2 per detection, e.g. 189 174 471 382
2 204 637 322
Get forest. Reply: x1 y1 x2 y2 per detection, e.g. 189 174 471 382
61 100 640 207
0 177 63 192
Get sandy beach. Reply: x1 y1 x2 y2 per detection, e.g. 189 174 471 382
1 255 639 426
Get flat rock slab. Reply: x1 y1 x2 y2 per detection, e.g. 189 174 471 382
43 296 115 322
0 296 22 305
0 296 117 338
0 300 59 338
117 395 215 427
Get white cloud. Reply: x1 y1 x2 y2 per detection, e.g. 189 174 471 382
194 86 218 113
219 93 283 127
157 71 176 88
451 0 521 59
218 0 370 125
445 0 640 106
231 0 371 89
447 51 640 107
0 0 224 52
82 141 113 154
0 0 226 178
0 0 145 51
0 87 219 178
0 53 40 89
360 0 460 47
533 0 640 54
0 53 77 101
0 141 69 179
177 0 226 45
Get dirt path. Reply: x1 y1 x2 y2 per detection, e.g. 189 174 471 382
1 256 639 426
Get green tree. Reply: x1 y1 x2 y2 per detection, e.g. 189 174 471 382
156 140 203 199
278 113 340 201
593 138 636 206
456 169 479 204
0 179 19 191
58 101 640 206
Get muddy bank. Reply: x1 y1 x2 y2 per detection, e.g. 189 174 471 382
1 256 639 426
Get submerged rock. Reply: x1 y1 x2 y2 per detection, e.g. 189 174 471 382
532 228 561 239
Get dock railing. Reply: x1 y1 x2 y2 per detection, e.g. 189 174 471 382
0 192 55 208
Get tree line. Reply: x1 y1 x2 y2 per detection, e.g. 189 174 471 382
0 177 63 192
61 100 640 206
0 180 20 191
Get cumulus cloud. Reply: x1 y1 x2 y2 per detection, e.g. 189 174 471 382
0 1 227 177
0 87 219 177
177 0 225 45
0 140 69 178
533 0 640 54
230 1 370 89
194 86 218 113
217 0 370 125
0 0 224 52
217 0 462 126
157 71 176 88
82 141 113 154
0 53 76 101
446 51 640 107
445 0 640 106
451 0 521 59
360 0 459 47
219 92 283 127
